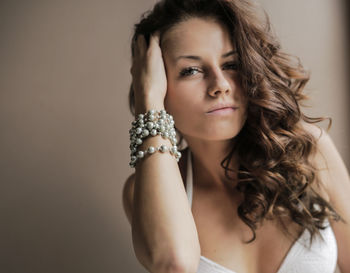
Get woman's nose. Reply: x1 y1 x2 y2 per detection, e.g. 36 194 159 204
207 68 232 97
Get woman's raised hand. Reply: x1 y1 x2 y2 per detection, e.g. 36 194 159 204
130 32 168 115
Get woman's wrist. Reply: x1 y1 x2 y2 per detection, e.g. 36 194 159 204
129 109 181 168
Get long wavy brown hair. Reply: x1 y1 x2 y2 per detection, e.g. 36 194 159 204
128 0 345 246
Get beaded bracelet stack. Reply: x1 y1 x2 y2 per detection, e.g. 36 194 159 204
129 109 182 168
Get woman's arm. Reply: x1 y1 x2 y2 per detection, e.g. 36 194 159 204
122 32 200 273
305 122 350 273
123 136 200 273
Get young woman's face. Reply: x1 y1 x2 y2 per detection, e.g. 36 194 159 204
161 17 248 141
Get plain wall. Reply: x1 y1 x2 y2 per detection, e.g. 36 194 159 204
0 0 348 272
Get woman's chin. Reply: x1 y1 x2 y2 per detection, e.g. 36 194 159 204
185 130 241 142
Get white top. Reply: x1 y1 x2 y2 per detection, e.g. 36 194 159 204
185 149 338 273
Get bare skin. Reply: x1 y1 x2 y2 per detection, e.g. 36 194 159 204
161 17 248 191
177 147 308 273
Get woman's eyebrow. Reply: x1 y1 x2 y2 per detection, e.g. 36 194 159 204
175 50 237 62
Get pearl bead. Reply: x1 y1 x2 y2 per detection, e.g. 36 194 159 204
146 122 154 130
137 151 144 158
147 146 156 154
149 114 155 121
150 129 157 136
136 127 142 134
159 145 168 153
170 146 177 154
142 129 149 137
136 138 142 145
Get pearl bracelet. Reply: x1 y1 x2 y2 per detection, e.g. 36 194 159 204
129 109 181 168
129 144 181 168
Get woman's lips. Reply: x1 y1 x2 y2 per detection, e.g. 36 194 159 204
206 107 237 115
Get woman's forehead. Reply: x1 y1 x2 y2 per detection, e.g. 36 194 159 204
161 17 235 59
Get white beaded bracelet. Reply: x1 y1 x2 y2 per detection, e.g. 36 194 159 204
129 109 181 168
129 144 181 168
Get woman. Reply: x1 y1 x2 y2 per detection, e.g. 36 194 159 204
123 1 350 272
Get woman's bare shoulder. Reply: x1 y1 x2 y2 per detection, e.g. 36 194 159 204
297 120 330 201
298 120 350 272
298 119 323 139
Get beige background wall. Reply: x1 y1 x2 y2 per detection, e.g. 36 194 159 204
1 1 348 272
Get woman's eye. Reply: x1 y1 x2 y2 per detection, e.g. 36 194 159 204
224 62 239 70
179 62 238 78
179 67 200 77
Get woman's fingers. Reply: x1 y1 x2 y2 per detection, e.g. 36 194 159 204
148 31 162 55
134 32 160 59
150 31 160 46
130 30 167 108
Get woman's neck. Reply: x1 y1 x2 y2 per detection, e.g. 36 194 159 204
185 136 239 191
